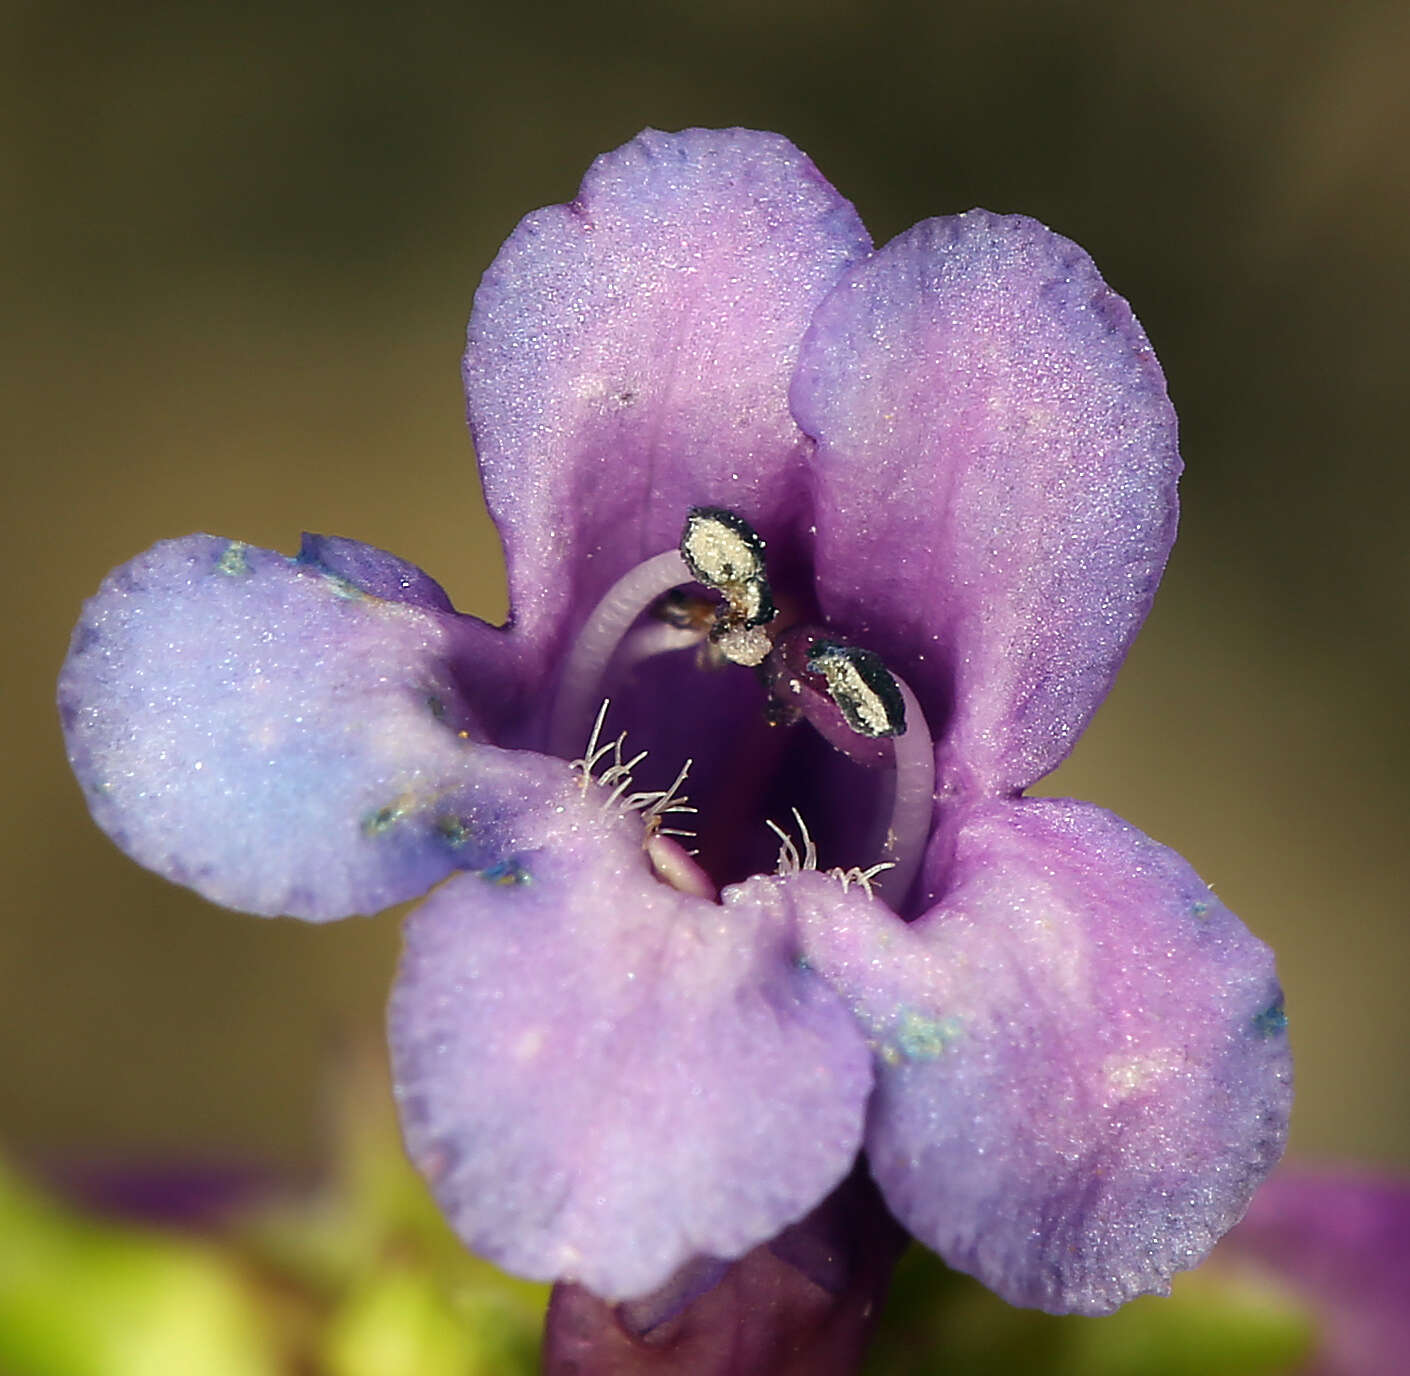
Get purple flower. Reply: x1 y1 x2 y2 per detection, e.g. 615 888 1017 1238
1219 1170 1410 1376
58 127 1291 1317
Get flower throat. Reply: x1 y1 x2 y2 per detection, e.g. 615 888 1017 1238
548 508 936 909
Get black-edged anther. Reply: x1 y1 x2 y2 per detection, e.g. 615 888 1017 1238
678 507 778 667
805 640 907 739
681 507 766 593
679 508 776 628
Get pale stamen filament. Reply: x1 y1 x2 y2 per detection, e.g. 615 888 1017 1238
611 621 707 677
876 673 935 909
556 515 936 914
552 509 783 758
550 550 694 758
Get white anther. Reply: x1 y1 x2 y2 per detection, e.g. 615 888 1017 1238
714 624 772 668
681 509 765 588
807 642 906 739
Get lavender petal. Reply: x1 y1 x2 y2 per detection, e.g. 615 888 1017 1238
463 126 872 681
792 801 1291 1314
388 801 872 1301
59 534 536 919
792 211 1180 795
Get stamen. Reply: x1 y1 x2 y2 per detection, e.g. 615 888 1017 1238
612 621 711 677
764 630 935 910
711 623 773 667
679 507 772 625
549 550 694 758
556 512 935 912
680 507 778 666
654 587 719 632
806 641 906 738
876 672 935 909
551 510 781 757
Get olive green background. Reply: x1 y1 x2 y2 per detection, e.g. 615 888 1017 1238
6 0 1407 1180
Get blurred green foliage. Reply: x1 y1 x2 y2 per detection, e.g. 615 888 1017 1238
4 1 1408 1369
245 1055 548 1375
0 1054 1319 1375
866 1246 1312 1376
0 1159 280 1376
0 1056 547 1376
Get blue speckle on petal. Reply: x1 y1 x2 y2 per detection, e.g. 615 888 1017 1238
482 857 530 887
1253 997 1288 1037
436 815 470 848
894 1009 963 1062
215 542 250 577
363 802 408 836
320 570 366 600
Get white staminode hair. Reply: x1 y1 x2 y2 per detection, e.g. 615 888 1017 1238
767 807 895 901
572 700 697 843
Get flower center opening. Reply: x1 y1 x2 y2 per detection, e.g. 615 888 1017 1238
549 508 936 909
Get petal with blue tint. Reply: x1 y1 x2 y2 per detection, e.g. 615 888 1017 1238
792 799 1291 1314
298 532 456 612
388 801 872 1301
59 534 538 920
792 212 1180 794
464 126 872 673
297 532 532 742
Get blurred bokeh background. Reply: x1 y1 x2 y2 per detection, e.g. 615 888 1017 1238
6 0 1407 1250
